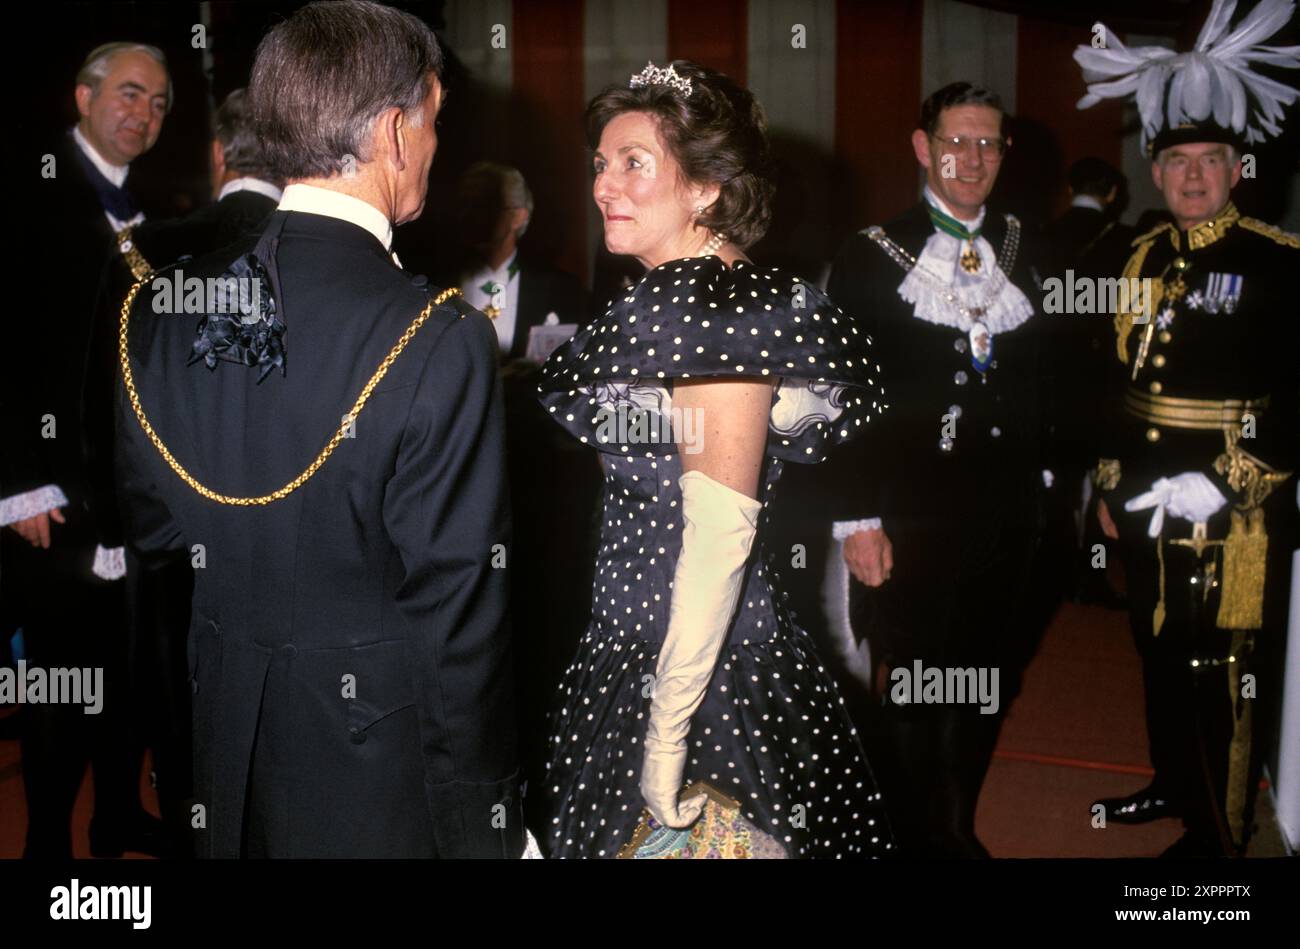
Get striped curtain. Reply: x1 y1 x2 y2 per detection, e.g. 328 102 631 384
435 0 1158 286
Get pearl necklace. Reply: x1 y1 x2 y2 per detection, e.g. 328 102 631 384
699 231 726 257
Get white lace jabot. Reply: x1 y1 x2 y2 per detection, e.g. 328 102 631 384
896 188 1033 336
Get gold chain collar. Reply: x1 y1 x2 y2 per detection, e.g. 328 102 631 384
118 277 462 506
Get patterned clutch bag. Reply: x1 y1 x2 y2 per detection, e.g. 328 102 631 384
617 782 787 859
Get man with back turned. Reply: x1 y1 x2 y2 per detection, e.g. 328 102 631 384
115 0 524 858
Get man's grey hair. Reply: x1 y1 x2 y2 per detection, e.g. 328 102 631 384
455 162 535 236
76 42 173 112
249 0 444 181
212 89 279 184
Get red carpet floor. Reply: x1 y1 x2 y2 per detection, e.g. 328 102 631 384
0 600 1279 858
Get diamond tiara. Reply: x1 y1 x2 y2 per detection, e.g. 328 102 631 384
629 61 693 97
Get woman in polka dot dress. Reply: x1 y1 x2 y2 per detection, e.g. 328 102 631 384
537 61 894 858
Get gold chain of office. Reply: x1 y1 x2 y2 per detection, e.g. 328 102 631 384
117 277 462 506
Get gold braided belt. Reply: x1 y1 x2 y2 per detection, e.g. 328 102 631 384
118 277 462 506
1123 388 1269 431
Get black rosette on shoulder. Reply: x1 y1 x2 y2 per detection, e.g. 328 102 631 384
188 252 286 383
537 255 885 462
189 215 290 384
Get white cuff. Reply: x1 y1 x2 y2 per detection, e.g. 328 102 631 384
92 545 127 581
833 517 883 541
0 484 69 527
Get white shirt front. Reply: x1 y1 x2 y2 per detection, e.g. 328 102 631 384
462 252 520 355
72 125 144 232
1070 194 1105 212
277 183 400 267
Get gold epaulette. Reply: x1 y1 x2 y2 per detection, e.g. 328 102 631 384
1238 217 1300 249
115 226 154 281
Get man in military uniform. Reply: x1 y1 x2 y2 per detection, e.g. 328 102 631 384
1092 123 1297 856
820 82 1048 857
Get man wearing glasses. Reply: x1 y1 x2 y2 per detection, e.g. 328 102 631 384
819 82 1045 857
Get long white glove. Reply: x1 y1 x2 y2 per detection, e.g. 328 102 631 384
640 469 762 828
1124 472 1228 538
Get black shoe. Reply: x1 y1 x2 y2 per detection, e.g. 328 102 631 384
1094 785 1180 825
1160 832 1224 858
89 811 168 859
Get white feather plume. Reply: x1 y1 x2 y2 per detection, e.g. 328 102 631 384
1073 0 1300 146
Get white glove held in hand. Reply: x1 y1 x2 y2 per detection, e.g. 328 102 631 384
641 470 762 829
1124 472 1228 538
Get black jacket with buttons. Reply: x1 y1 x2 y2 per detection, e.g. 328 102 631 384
1098 208 1299 534
115 210 523 858
818 201 1048 529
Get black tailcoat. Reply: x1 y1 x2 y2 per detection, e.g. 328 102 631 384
115 210 523 858
783 201 1048 856
86 186 279 857
131 189 280 269
820 203 1046 668
3 133 123 561
87 188 280 548
2 131 139 856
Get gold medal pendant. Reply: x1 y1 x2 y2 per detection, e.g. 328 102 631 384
482 280 505 320
960 241 981 273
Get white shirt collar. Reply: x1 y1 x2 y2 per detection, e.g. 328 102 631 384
1070 194 1104 212
72 125 129 188
218 177 284 203
923 185 985 232
277 183 394 252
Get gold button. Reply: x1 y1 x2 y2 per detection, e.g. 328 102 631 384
1158 330 1172 344
1149 381 1163 394
1146 427 1161 443
1152 354 1167 368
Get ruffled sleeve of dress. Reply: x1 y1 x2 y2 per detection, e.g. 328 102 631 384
537 255 885 463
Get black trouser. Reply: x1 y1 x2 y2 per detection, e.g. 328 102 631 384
3 522 143 858
125 550 195 858
860 498 1037 857
1114 488 1297 853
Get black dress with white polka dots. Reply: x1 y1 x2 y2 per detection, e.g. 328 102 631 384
536 255 894 858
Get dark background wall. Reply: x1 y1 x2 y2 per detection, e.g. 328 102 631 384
23 1 1300 288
